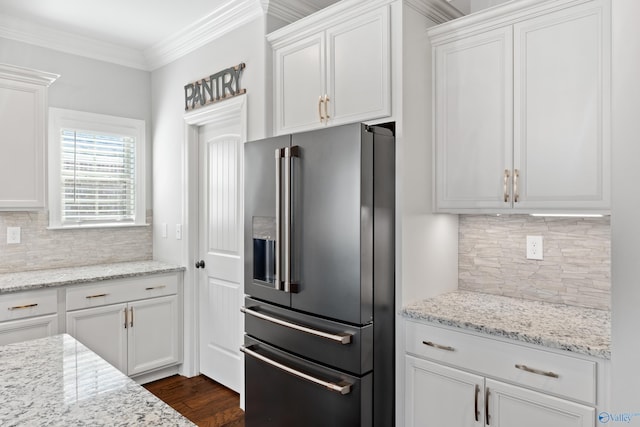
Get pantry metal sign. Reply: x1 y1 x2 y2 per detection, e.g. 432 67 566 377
184 63 246 111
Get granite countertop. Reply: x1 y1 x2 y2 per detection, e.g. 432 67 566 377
0 261 185 294
0 334 194 426
401 290 611 359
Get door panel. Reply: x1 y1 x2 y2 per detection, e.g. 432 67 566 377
128 296 179 376
513 3 609 210
66 304 128 374
434 26 513 210
198 125 243 391
290 124 370 325
486 379 595 427
405 355 484 427
244 135 291 308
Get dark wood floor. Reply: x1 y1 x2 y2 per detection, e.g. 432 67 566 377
144 374 245 427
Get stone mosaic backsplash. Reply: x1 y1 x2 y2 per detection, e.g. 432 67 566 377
459 215 610 310
0 210 152 274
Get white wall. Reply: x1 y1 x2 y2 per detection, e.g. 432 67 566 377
150 16 270 265
611 0 640 416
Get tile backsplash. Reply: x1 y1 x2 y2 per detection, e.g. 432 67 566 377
459 215 610 310
0 210 152 274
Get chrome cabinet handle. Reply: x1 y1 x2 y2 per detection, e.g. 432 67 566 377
274 148 284 291
503 169 510 203
474 384 480 422
242 306 351 344
8 303 38 310
513 169 520 203
145 285 166 291
85 293 108 299
422 340 455 352
130 307 134 328
124 307 128 329
318 96 324 122
323 94 330 120
283 146 299 293
515 364 559 378
241 345 352 395
485 387 490 425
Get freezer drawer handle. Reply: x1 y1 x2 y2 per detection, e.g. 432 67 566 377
515 364 559 378
240 345 352 395
241 306 352 344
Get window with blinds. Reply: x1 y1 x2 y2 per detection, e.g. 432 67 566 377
48 108 146 229
60 130 136 223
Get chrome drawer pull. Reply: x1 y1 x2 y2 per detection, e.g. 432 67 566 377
8 303 38 311
422 340 455 352
241 307 352 344
85 293 108 299
145 285 166 291
241 345 352 395
515 364 559 378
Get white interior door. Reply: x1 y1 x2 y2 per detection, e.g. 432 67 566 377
198 122 243 392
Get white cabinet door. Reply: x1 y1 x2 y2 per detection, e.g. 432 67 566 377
512 2 610 211
326 6 390 126
275 33 325 133
0 80 46 209
0 314 58 346
433 26 513 211
66 303 128 373
486 379 595 427
405 355 484 427
127 295 179 376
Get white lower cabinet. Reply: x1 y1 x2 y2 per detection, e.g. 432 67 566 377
0 289 59 345
66 273 181 377
405 321 596 427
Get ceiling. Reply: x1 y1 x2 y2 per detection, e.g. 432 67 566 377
0 0 339 70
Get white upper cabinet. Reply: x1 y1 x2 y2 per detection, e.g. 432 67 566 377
0 64 58 210
433 26 513 211
431 0 610 214
269 1 391 135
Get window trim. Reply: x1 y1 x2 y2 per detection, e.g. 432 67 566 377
48 108 147 229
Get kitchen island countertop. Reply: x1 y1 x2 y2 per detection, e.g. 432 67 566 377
402 290 610 359
0 334 194 426
0 260 184 294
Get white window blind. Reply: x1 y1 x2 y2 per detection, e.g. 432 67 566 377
48 108 146 229
60 130 136 223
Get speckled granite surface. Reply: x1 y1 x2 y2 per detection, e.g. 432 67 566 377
402 290 611 359
0 334 194 426
0 261 184 294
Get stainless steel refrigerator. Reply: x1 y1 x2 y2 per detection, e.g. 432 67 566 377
242 122 395 426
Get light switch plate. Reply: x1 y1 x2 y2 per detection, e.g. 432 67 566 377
526 235 543 260
7 227 21 244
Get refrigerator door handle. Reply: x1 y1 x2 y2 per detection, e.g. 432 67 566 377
274 148 284 291
241 306 352 344
240 345 352 395
284 145 299 293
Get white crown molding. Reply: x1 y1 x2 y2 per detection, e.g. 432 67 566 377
262 0 332 24
0 14 147 70
0 63 59 86
405 0 464 24
144 0 263 71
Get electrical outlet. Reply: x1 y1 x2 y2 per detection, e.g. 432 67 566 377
526 235 543 260
7 227 21 244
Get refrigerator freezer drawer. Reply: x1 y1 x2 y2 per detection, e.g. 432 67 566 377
243 297 373 375
243 336 372 427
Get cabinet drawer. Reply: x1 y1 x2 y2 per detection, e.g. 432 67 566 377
0 289 58 322
66 273 179 311
405 320 596 404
